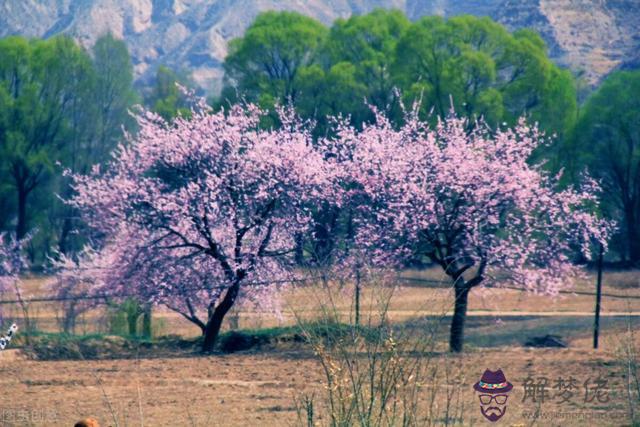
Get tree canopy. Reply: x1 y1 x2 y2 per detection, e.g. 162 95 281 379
220 10 577 139
222 11 328 107
0 34 136 259
323 107 610 351
569 70 640 264
69 102 332 352
68 95 610 352
394 16 576 134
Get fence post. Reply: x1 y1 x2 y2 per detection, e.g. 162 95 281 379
593 243 604 349
355 267 361 327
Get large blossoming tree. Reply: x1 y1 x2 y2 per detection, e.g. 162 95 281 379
325 108 611 352
70 102 331 352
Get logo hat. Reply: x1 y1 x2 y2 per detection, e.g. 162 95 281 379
473 369 513 394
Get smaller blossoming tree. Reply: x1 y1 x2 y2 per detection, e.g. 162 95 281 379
70 102 331 352
0 234 25 293
325 107 612 352
0 233 30 330
47 247 110 334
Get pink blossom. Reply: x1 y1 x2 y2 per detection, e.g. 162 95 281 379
0 233 30 324
326 110 612 294
69 101 333 350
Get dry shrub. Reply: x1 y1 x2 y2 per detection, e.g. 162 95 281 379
618 314 640 426
293 269 466 426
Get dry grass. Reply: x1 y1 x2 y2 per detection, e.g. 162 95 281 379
0 270 637 425
1 335 637 426
6 269 640 337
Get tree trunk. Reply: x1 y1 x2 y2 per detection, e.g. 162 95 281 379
202 280 240 353
626 208 640 265
16 186 28 240
142 306 152 339
354 268 361 327
63 303 77 334
127 309 138 337
449 285 470 353
58 215 73 254
295 233 304 265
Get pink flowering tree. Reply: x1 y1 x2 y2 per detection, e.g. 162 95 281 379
325 107 612 352
69 102 331 352
0 233 30 327
47 246 111 334
0 234 25 291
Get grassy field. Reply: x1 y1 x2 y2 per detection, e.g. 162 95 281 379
0 269 638 426
7 267 640 336
0 342 635 426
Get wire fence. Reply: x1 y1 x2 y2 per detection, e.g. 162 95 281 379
0 274 638 339
1 275 639 306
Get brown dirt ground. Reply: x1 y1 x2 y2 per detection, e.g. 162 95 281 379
0 269 638 426
0 336 636 426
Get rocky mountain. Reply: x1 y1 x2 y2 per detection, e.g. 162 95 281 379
1 0 639 93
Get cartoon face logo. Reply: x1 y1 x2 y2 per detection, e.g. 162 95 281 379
473 369 513 422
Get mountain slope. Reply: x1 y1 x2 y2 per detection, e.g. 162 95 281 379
1 0 638 92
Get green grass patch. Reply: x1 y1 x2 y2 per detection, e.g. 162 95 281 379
16 321 383 360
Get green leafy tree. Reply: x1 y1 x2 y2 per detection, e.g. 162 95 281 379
0 83 15 230
56 34 136 254
92 33 136 163
221 9 407 132
148 65 193 122
0 34 135 259
222 11 328 108
0 36 94 241
570 71 640 264
222 11 575 138
394 16 576 135
322 9 409 120
294 62 369 131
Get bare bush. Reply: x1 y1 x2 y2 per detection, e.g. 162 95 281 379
293 269 465 426
618 314 640 425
